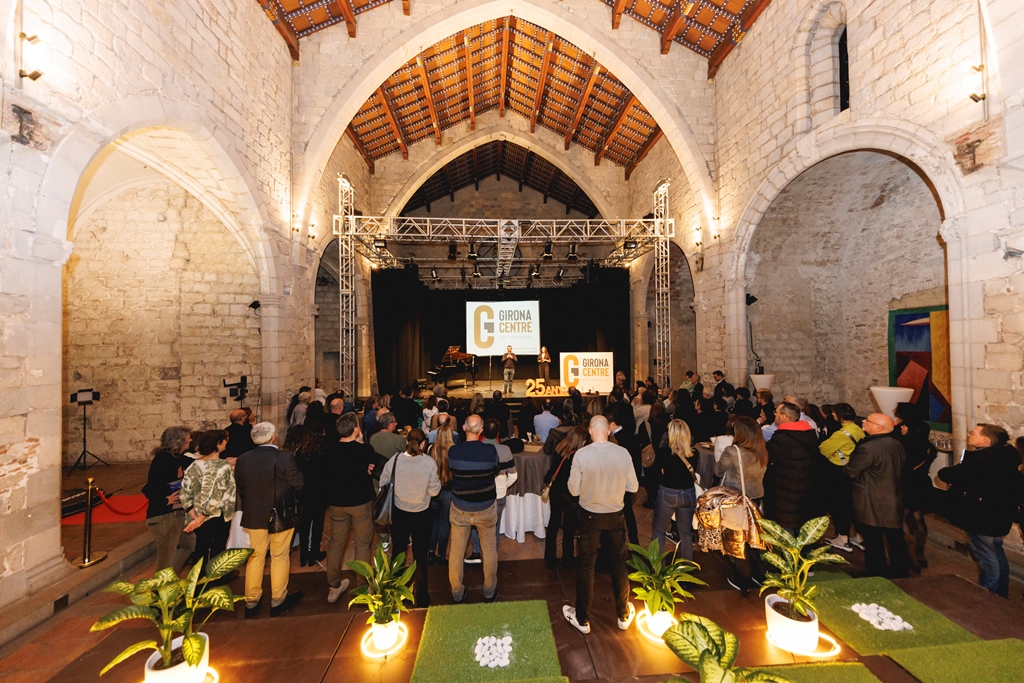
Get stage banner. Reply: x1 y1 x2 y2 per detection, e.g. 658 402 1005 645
560 352 614 394
466 301 541 356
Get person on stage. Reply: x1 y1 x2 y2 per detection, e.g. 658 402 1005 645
502 346 517 394
537 346 551 383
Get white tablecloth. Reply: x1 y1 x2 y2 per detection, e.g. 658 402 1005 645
226 512 299 549
500 492 550 542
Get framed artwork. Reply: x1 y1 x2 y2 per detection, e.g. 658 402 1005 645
888 305 951 431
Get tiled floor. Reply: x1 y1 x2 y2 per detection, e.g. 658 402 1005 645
5 483 1023 683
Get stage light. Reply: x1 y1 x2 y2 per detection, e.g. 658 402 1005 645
374 239 387 249
624 240 638 250
555 268 564 283
448 242 458 260
431 268 438 281
567 244 578 261
543 242 553 260
472 265 482 278
468 243 478 261
460 267 466 283
746 294 758 306
530 265 539 279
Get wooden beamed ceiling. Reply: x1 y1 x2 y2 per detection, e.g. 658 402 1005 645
347 17 661 172
401 140 600 218
258 0 772 76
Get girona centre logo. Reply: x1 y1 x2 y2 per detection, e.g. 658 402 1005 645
562 354 580 388
473 305 495 349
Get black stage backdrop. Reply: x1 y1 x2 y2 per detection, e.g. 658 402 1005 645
371 267 631 393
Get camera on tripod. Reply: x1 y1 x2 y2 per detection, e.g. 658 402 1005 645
223 376 248 403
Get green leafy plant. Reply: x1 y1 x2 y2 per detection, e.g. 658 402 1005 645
627 540 706 616
757 516 847 619
90 548 253 674
663 613 794 683
347 544 416 625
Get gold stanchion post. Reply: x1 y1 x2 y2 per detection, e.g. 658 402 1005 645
74 477 107 568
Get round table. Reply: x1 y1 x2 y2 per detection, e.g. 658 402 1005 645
501 442 552 541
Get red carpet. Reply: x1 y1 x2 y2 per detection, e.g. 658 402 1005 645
61 494 149 524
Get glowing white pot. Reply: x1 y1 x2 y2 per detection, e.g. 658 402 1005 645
764 595 818 654
144 633 209 683
371 617 402 651
869 387 914 420
647 609 676 637
749 374 775 392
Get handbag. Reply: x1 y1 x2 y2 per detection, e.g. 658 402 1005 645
540 455 568 503
640 421 656 468
373 456 398 526
268 493 302 533
720 445 750 531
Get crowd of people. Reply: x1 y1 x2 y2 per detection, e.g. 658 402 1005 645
142 371 1024 630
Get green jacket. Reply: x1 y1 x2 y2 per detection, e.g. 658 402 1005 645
818 421 865 466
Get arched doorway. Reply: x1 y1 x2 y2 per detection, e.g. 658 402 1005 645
744 151 947 416
315 239 342 394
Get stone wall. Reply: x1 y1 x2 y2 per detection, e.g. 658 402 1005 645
63 183 262 462
745 152 945 411
315 269 341 392
404 174 590 219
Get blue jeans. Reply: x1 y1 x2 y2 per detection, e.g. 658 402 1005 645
652 486 696 559
968 533 1009 597
430 490 452 558
471 496 506 553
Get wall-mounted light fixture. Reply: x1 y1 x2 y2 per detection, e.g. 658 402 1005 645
694 224 703 250
17 31 43 81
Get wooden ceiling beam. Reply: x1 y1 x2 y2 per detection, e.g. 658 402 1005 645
415 57 442 145
463 34 476 131
345 126 374 174
543 167 560 203
402 0 410 15
611 0 628 29
624 127 663 180
258 0 300 61
595 94 635 166
708 0 773 79
332 0 357 38
472 147 479 190
661 2 697 55
564 64 601 150
499 18 514 117
518 151 531 191
530 32 556 133
375 87 408 160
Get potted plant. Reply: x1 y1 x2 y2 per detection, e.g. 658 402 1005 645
662 613 793 682
348 544 416 652
757 516 847 653
627 540 707 638
90 548 253 681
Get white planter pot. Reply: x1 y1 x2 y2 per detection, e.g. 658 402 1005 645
144 633 209 683
869 386 914 420
371 617 401 651
764 595 818 654
749 374 775 392
646 609 676 637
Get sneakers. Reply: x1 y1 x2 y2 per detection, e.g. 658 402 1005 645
327 578 350 604
484 589 499 604
827 537 854 552
269 591 303 617
244 598 262 619
464 552 482 564
381 536 391 553
563 605 591 635
727 576 757 592
849 537 865 550
617 602 636 631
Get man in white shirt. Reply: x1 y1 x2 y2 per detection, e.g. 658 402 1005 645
563 416 638 635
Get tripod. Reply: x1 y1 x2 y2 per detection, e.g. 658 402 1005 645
67 402 110 475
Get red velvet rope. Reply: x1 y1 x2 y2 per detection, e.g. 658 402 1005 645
96 489 150 515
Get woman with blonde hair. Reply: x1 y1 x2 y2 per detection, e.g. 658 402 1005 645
651 419 700 558
469 392 486 416
428 423 455 564
715 415 768 590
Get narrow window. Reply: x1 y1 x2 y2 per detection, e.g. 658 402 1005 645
838 27 850 111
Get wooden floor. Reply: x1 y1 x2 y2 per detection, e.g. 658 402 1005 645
61 463 150 563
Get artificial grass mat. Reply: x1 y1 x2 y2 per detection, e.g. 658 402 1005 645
757 662 882 683
806 565 853 583
410 600 562 683
812 577 978 656
888 638 1024 683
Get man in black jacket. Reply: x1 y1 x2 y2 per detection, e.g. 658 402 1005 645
223 409 255 461
763 403 819 534
938 423 1020 597
390 386 421 430
845 414 909 578
235 422 304 617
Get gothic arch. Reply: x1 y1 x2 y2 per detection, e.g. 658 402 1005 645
295 0 716 231
39 96 278 293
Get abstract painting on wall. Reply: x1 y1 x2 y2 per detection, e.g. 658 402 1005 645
888 306 951 431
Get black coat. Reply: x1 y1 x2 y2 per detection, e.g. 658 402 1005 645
223 422 255 459
763 427 820 530
938 444 1020 537
234 445 304 531
845 434 905 529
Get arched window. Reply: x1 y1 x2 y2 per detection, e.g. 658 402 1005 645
801 2 848 127
838 26 850 112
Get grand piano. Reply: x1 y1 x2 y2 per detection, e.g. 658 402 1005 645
427 345 477 388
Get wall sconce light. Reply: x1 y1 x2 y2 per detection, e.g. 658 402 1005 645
969 93 986 103
308 232 316 240
18 33 43 81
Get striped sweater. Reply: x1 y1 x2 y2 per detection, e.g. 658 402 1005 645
449 439 516 511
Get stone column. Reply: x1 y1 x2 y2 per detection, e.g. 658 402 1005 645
940 215 971 456
256 293 286 431
724 275 749 393
630 263 649 384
